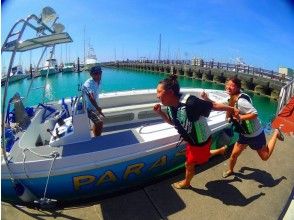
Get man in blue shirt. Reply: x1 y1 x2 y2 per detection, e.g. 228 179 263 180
82 65 104 136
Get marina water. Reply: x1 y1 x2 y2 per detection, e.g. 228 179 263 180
1 67 277 126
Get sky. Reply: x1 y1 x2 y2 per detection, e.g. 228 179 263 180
1 0 294 72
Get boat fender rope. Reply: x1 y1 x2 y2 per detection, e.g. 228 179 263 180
42 152 58 200
22 148 60 179
33 151 59 208
21 148 59 207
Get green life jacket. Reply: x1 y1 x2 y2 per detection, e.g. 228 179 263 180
234 93 256 135
167 96 211 146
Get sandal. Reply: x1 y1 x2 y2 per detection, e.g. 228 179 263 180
276 128 284 141
222 170 233 178
173 181 191 189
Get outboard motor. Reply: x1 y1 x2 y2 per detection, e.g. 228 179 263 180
12 93 30 128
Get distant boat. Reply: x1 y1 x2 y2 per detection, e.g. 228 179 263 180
62 62 75 73
84 45 98 70
39 58 60 76
1 65 28 86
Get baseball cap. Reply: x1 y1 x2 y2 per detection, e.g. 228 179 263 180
90 65 102 74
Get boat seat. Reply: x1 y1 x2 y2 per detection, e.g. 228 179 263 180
62 130 140 156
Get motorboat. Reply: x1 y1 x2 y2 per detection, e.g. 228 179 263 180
1 65 28 86
2 88 235 204
1 7 235 206
84 45 98 71
39 58 60 76
62 62 75 73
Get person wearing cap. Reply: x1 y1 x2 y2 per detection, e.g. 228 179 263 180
82 65 104 137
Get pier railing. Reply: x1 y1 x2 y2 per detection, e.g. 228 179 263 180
276 79 294 115
103 59 293 82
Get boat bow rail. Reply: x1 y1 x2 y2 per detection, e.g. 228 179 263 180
276 79 294 115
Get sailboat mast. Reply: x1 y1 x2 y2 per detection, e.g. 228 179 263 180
83 26 86 64
158 33 161 61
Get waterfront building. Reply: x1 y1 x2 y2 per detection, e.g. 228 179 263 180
279 67 294 79
191 57 204 66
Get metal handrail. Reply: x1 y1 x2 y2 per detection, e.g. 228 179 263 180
276 79 294 115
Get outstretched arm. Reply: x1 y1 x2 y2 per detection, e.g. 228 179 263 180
212 102 235 113
202 91 238 116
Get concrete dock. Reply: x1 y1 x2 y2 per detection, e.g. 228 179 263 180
2 133 293 220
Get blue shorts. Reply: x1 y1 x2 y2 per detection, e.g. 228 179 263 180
238 130 266 150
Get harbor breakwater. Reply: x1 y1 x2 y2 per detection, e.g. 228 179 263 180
102 61 287 100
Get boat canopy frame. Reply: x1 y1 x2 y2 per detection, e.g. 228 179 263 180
1 10 73 166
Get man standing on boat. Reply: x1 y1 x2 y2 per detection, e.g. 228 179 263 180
153 74 238 189
82 65 104 137
202 76 284 178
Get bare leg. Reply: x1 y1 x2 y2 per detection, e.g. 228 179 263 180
175 162 196 188
223 142 246 177
257 129 280 161
184 162 196 185
210 145 227 157
93 121 103 137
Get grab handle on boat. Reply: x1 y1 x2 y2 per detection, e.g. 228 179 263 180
46 129 56 140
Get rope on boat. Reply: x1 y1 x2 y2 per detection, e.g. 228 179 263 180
42 151 58 201
33 151 59 209
21 148 59 208
22 148 59 179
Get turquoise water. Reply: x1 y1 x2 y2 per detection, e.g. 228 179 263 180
1 67 277 125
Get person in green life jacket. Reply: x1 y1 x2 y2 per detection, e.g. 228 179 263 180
153 74 238 189
201 76 284 178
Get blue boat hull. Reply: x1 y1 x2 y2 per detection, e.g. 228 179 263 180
2 127 237 203
2 144 187 203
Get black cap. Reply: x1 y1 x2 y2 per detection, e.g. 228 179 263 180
90 65 102 74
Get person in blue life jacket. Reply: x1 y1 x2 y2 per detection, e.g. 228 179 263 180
82 65 105 137
202 76 284 178
153 74 238 189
